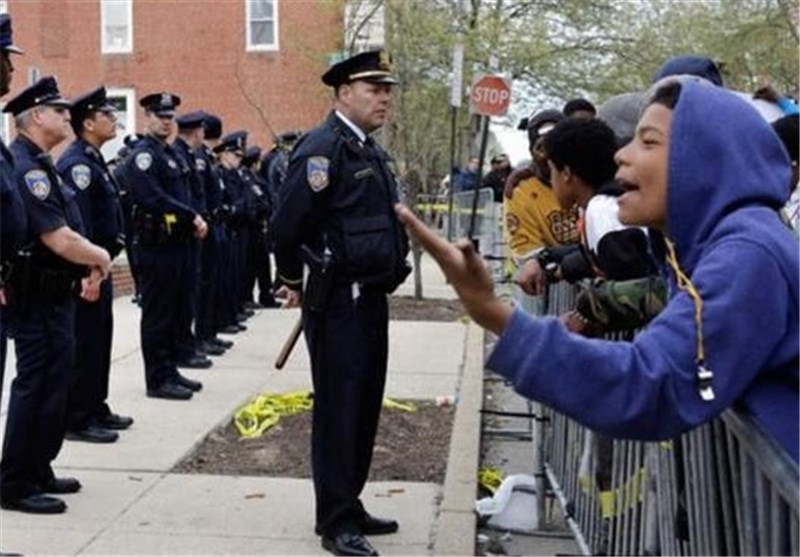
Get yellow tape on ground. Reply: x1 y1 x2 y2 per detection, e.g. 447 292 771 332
478 466 504 494
382 398 417 412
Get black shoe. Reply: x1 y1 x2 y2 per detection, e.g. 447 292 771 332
211 337 234 349
42 477 82 494
259 298 282 309
96 413 134 430
219 325 242 335
147 382 193 400
236 323 248 332
65 425 119 444
357 514 398 536
199 341 226 356
0 494 67 514
175 373 203 392
236 312 249 323
321 531 378 556
177 355 213 369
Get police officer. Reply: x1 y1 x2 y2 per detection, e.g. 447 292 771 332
272 50 411 557
125 92 207 400
241 145 276 308
0 13 26 402
113 133 145 304
172 111 217 364
57 86 133 444
196 114 235 350
0 77 112 514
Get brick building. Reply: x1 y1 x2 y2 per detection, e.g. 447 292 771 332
0 0 351 158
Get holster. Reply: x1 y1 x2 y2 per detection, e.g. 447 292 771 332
134 213 192 246
301 245 333 313
8 250 83 312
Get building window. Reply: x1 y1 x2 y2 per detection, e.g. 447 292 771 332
101 88 135 161
0 2 7 14
246 0 278 51
101 0 133 54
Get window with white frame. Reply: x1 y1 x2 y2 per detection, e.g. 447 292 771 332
100 88 135 161
101 0 133 54
246 0 278 51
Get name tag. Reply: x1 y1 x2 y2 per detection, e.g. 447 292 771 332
354 168 374 180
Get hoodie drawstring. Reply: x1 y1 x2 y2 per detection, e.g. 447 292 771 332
664 238 715 402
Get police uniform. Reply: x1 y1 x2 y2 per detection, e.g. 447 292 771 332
241 146 277 308
57 87 132 443
126 92 203 400
0 77 87 513
112 133 145 302
271 50 410 555
172 112 214 366
0 13 26 401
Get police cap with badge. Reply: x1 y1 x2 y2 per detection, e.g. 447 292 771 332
1 13 24 55
213 130 247 155
139 92 181 116
242 145 262 167
321 49 399 88
69 86 116 132
2 75 71 116
203 113 223 140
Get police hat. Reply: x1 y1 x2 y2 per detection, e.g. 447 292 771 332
277 130 302 144
70 86 116 122
139 92 181 116
203 113 222 140
176 110 207 130
242 146 262 166
213 130 247 155
322 50 399 88
2 76 71 115
0 14 23 55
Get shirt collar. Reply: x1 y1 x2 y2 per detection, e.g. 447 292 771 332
334 110 367 144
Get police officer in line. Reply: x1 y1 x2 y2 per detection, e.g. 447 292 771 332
272 50 411 557
214 131 253 332
195 114 235 350
261 130 301 208
57 86 133 444
125 92 207 401
112 132 145 304
240 145 278 309
172 111 217 364
0 77 112 514
0 13 26 402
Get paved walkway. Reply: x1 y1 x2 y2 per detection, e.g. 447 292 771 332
0 255 484 555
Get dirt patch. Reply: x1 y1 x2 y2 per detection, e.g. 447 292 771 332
388 295 464 322
174 401 455 483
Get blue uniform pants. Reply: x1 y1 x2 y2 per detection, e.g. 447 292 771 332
0 298 75 501
304 283 388 533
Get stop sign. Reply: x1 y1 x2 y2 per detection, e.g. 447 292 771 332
470 75 512 116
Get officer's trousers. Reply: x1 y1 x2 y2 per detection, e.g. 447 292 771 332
303 283 388 533
0 298 75 501
175 240 200 360
138 244 191 390
68 277 114 430
196 228 221 341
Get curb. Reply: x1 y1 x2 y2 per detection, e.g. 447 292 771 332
433 321 483 555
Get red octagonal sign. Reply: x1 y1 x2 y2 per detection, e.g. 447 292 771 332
470 75 512 116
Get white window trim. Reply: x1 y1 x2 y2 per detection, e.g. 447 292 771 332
101 0 133 55
101 87 136 161
246 0 279 52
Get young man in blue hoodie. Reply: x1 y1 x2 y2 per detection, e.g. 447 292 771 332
395 79 799 462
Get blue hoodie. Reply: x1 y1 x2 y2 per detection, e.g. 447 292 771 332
487 80 799 461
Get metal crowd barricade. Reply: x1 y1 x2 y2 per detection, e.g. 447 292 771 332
517 281 799 556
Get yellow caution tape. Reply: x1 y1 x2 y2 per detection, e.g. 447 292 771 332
164 213 177 235
234 392 418 438
478 466 503 494
234 390 313 439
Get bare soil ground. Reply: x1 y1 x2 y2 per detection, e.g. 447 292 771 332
174 295 464 482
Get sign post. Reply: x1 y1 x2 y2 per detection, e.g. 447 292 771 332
467 75 511 242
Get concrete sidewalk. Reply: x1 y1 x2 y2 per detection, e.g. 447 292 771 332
0 255 484 555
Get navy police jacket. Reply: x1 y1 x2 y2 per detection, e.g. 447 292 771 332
172 137 207 216
9 135 85 270
271 112 410 291
0 138 27 267
57 138 125 256
125 135 196 223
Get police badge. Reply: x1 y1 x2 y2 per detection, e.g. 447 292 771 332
71 164 92 190
307 156 330 192
135 152 153 171
24 170 51 200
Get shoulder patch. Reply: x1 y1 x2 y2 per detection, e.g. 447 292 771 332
24 170 51 200
195 158 207 171
135 152 153 171
71 164 92 190
307 156 330 192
